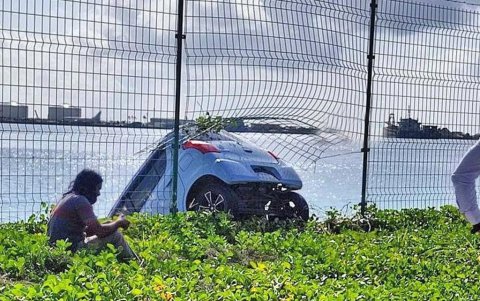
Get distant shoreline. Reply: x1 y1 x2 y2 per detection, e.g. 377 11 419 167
0 118 319 134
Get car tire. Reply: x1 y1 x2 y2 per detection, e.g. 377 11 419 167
279 192 309 221
188 180 239 217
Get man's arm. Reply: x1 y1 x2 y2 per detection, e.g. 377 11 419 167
75 195 130 238
85 215 130 238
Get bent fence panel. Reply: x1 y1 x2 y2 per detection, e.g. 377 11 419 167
185 0 370 167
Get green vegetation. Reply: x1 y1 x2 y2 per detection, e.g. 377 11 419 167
194 113 237 133
194 113 226 133
1 206 480 300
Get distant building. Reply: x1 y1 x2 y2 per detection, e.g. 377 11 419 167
63 111 102 124
0 103 28 120
149 118 190 128
48 105 81 121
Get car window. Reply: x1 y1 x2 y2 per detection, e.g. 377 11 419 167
117 148 167 214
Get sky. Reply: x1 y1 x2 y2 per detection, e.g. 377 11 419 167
1 0 480 137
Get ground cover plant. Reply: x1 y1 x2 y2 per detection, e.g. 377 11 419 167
1 206 480 300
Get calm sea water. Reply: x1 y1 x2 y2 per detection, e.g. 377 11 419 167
0 125 473 222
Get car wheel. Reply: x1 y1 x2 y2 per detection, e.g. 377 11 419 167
188 180 239 217
278 192 309 221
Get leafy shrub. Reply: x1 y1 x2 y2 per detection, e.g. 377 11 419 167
1 206 479 300
322 204 466 233
195 113 226 133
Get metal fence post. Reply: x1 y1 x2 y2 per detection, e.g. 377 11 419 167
360 0 377 216
171 0 186 214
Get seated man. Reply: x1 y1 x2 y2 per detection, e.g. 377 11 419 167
47 169 136 260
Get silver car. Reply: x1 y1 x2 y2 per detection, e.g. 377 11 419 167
109 129 309 220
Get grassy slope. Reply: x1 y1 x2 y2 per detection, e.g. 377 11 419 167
1 206 480 300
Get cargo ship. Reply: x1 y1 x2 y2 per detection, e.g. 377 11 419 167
383 111 478 140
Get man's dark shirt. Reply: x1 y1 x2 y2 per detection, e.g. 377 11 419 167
47 193 97 249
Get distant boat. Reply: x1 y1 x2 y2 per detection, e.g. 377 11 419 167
383 112 478 140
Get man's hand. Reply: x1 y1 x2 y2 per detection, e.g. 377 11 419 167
117 214 130 230
85 215 131 238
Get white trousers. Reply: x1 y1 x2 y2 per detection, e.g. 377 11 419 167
452 139 480 225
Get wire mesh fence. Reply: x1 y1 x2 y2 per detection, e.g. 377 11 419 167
368 0 480 209
1 0 479 221
0 0 178 221
184 0 370 166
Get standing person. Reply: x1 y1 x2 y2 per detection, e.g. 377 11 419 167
47 169 136 260
452 141 480 233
